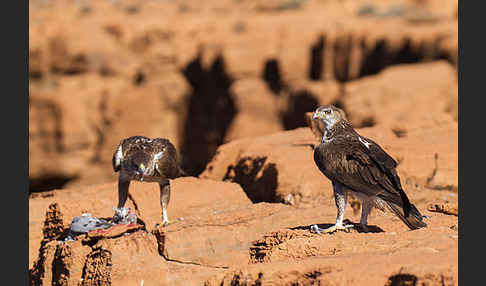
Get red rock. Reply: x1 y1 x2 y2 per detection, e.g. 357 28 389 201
342 61 457 129
29 0 457 189
29 177 250 268
29 1 458 284
224 78 282 142
85 223 143 240
30 162 457 286
202 128 333 205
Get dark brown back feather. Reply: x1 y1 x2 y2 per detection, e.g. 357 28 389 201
112 136 184 179
313 123 414 217
151 138 181 179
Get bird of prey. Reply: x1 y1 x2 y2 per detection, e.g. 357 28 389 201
311 105 426 233
112 136 185 226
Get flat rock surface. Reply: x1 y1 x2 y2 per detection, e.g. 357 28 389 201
30 174 457 285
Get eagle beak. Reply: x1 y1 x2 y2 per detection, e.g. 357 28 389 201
138 163 146 176
312 112 320 120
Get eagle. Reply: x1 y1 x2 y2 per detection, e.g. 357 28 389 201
112 136 185 226
311 105 426 233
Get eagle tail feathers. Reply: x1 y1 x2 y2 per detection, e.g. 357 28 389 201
381 198 427 230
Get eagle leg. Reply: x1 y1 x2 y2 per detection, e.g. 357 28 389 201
358 198 373 233
117 176 130 209
332 182 351 226
312 182 354 234
112 176 131 224
159 180 171 226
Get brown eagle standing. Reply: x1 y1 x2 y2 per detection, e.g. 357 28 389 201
112 136 185 226
311 105 426 233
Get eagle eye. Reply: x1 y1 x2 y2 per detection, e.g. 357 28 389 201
324 109 331 115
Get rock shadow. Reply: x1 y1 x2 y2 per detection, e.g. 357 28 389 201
386 273 418 286
29 175 78 193
309 35 326 81
180 53 237 176
291 220 384 234
223 157 278 203
262 59 285 94
281 90 319 130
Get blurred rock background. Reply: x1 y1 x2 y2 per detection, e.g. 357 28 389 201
29 0 457 193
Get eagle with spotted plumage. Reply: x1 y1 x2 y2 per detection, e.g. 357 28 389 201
311 105 427 233
112 136 185 226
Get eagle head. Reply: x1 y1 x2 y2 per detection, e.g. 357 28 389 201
312 105 346 130
126 151 155 180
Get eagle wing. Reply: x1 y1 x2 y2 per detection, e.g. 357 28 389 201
112 139 125 172
315 134 404 200
150 138 181 179
112 136 183 178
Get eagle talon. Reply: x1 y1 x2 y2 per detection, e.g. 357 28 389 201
312 223 354 234
161 219 176 227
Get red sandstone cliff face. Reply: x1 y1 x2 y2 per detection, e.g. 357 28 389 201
29 1 458 285
29 0 457 191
